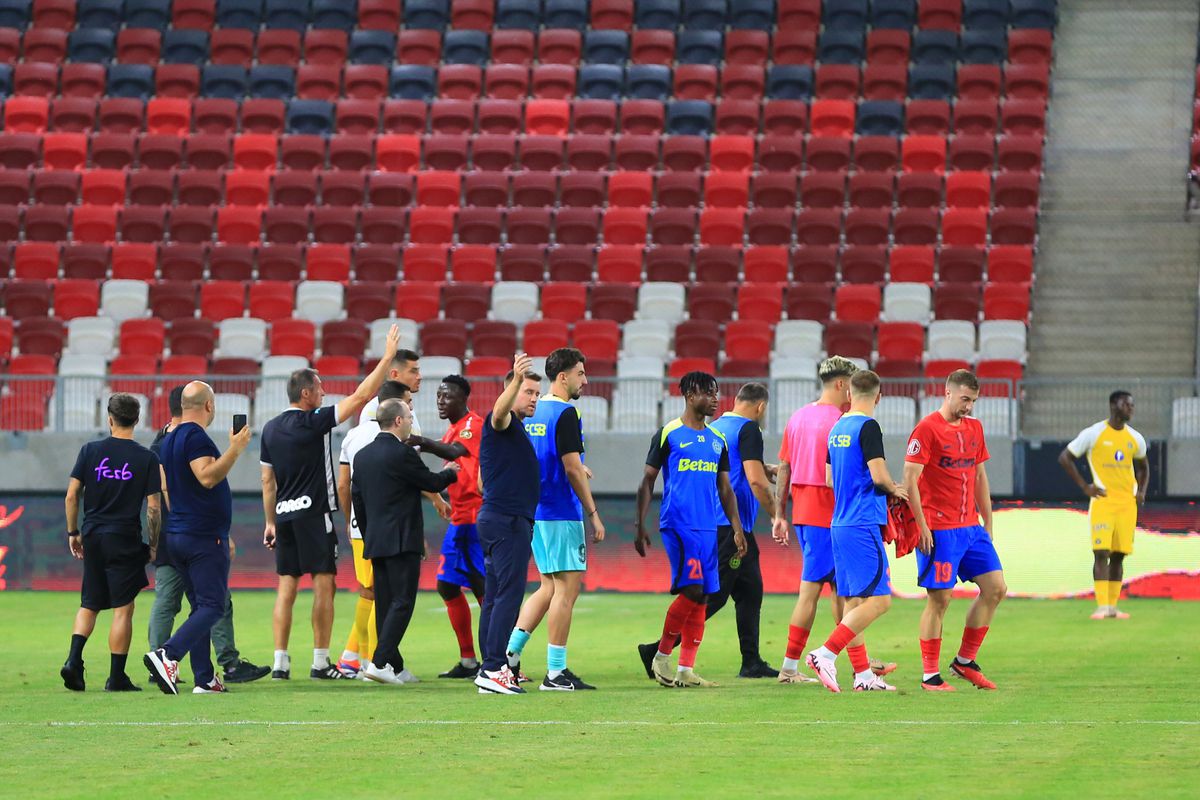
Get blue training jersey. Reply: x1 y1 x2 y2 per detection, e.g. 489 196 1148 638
525 395 585 521
710 413 761 532
646 419 731 532
827 412 887 528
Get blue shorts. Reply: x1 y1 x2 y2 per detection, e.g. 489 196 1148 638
830 524 892 598
532 519 587 574
799 524 836 585
436 523 485 588
661 527 720 596
916 525 1003 590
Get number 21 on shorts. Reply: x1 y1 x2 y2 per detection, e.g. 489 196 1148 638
686 558 703 580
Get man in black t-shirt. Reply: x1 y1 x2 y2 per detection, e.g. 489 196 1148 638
260 325 401 680
61 394 163 692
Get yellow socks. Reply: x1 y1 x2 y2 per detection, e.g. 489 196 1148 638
1107 580 1123 608
1095 580 1109 608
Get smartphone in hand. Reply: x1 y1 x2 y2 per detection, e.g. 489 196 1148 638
233 414 247 434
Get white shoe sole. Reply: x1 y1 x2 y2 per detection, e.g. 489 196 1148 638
364 670 404 685
474 676 522 695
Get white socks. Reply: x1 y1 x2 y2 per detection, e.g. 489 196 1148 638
781 657 800 673
274 650 290 671
312 648 329 670
813 646 835 661
340 649 358 663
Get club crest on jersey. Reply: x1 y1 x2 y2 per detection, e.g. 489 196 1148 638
459 430 473 439
711 439 722 455
907 439 921 456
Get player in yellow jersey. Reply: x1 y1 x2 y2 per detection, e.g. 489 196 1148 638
1058 391 1148 620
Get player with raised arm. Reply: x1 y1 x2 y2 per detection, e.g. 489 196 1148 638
1058 391 1148 619
904 370 1006 692
806 370 907 693
635 371 746 689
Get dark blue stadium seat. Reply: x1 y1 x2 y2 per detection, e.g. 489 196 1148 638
870 0 915 29
162 30 210 66
350 30 397 64
766 65 813 100
0 0 30 29
287 100 335 135
265 0 311 30
912 30 959 64
626 65 671 100
391 65 437 100
124 0 171 28
69 29 116 63
817 29 864 64
823 0 868 30
249 66 297 100
1011 0 1057 29
78 0 125 29
216 0 264 29
666 100 713 136
677 30 723 64
729 0 773 30
682 0 727 30
636 0 680 29
856 100 904 137
908 63 955 100
578 64 624 101
108 65 155 100
584 31 630 64
202 65 250 99
961 29 1007 64
963 0 1010 29
312 0 358 29
496 0 540 29
0 64 11 95
443 30 490 65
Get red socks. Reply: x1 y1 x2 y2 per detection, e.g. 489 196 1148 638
677 603 707 669
822 623 856 656
659 596 703 655
444 594 475 660
785 625 810 660
920 638 941 675
958 626 989 663
846 644 870 675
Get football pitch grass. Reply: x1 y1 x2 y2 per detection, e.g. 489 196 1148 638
2 592 1197 799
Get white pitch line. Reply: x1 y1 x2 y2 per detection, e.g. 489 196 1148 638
2 720 1197 729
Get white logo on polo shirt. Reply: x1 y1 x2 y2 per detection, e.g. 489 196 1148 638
276 496 313 514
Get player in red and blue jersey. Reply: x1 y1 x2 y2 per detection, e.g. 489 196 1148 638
904 370 1005 692
807 371 908 693
635 371 746 689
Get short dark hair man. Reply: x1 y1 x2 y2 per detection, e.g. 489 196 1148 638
352 399 460 684
145 382 252 694
61 394 163 692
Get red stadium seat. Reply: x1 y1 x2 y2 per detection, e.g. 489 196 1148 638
421 319 469 359
269 319 316 359
902 135 947 174
247 281 295 322
738 284 783 323
794 208 841 246
938 246 985 284
785 282 834 321
589 283 637 323
62 244 110 280
773 29 817 64
109 355 159 397
208 245 255 281
470 320 518 358
877 321 925 362
989 208 1038 245
897 172 942 209
258 244 305 281
892 208 940 246
320 320 369 358
841 244 888 283
987 245 1034 284
823 320 874 360
443 283 491 322
211 30 254 67
541 282 588 323
354 244 402 283
975 359 1023 397
523 319 570 357
983 283 1032 321
906 100 950 136
835 284 881 323
941 207 989 247
933 282 982 321
343 281 391 320
199 281 247 321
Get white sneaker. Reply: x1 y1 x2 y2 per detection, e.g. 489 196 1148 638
806 650 840 694
364 663 405 685
651 654 676 688
853 673 897 692
474 666 526 695
395 668 420 684
192 675 228 694
143 648 180 695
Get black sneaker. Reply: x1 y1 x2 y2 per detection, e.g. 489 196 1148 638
60 660 85 692
271 669 290 680
439 661 480 679
104 674 142 692
223 660 271 684
637 642 657 680
539 672 576 691
310 664 346 680
738 660 780 679
562 668 596 690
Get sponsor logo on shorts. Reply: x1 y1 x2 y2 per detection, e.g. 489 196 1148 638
276 496 313 514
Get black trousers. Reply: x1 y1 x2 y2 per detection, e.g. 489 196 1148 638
371 552 422 671
707 527 765 663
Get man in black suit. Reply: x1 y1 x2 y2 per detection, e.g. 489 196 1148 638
352 398 460 685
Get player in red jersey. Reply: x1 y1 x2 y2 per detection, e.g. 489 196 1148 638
430 376 487 679
903 370 1007 692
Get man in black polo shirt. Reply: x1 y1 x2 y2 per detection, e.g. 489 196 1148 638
61 394 163 692
475 354 543 696
261 324 401 680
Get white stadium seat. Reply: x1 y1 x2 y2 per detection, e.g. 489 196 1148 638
876 395 917 434
978 320 1027 361
972 398 1018 436
262 355 309 377
636 282 686 323
66 316 116 357
611 390 660 433
575 395 610 432
99 279 150 322
882 282 932 322
1172 397 1200 438
621 319 672 359
368 318 419 359
217 317 268 359
927 320 976 361
491 282 540 323
295 281 345 324
773 320 824 360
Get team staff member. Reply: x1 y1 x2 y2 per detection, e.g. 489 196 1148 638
261 325 402 681
505 348 605 692
1058 391 1148 620
334 380 412 679
352 399 460 684
145 383 252 695
147 385 269 686
62 394 163 692
474 355 542 696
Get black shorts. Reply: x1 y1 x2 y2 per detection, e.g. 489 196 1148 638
275 513 338 577
81 531 150 611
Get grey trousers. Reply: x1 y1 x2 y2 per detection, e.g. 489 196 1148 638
148 564 240 671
